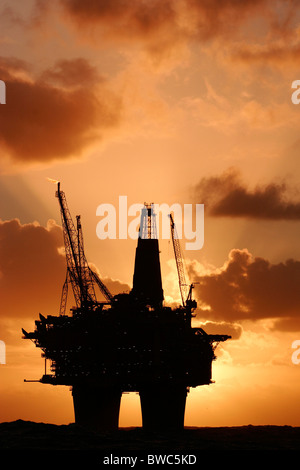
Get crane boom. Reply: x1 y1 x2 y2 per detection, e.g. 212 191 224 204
56 182 113 314
169 213 197 317
91 270 114 302
169 213 189 306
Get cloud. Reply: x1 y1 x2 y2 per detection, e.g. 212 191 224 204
0 218 65 319
88 262 130 297
33 0 285 59
271 317 300 332
232 43 300 65
0 218 130 323
183 0 270 41
60 0 177 34
195 168 300 219
35 0 183 62
189 248 300 330
40 58 102 88
0 57 122 164
194 319 243 340
227 1 300 66
57 0 269 39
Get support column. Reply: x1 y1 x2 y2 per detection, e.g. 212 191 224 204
72 384 122 431
139 385 187 431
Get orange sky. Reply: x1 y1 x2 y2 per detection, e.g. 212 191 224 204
1 0 300 427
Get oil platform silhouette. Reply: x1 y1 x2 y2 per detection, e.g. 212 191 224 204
23 184 230 431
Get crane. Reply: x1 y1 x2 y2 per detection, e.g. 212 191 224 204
56 182 113 315
169 213 197 314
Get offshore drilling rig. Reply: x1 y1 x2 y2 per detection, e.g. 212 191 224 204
22 184 230 431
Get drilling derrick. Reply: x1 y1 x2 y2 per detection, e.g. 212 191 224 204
23 188 231 432
131 203 164 308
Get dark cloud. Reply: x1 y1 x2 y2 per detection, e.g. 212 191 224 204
0 219 130 322
195 168 300 219
101 277 130 296
40 58 102 88
0 219 65 319
194 320 243 340
0 57 122 164
88 263 131 297
232 43 300 64
33 0 289 56
57 0 269 38
271 317 300 332
230 1 300 65
0 56 30 74
185 0 270 41
60 0 177 34
189 248 300 329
